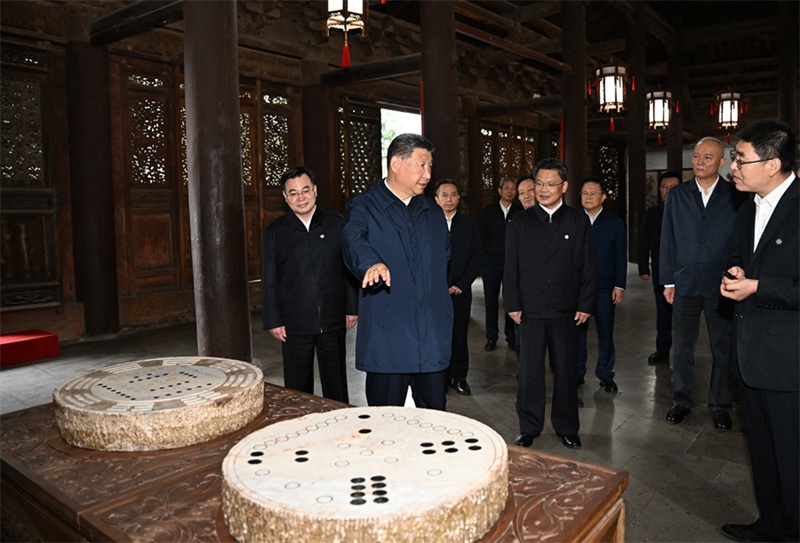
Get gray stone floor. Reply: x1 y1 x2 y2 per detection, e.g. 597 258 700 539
1 264 757 542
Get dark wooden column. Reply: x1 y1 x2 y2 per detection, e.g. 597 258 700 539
560 0 586 206
666 40 685 175
420 0 460 183
66 42 120 336
463 96 483 222
302 59 338 211
626 4 647 263
778 1 799 134
183 1 252 362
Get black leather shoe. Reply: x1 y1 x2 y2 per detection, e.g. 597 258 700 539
666 404 691 424
721 523 781 542
514 433 534 447
648 351 669 365
600 379 618 393
484 339 497 351
713 410 732 431
560 434 582 449
454 380 472 396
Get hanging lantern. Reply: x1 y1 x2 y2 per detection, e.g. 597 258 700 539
716 91 741 130
596 65 627 113
647 90 672 130
327 0 366 68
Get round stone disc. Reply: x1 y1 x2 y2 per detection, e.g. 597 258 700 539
53 356 263 451
221 406 508 543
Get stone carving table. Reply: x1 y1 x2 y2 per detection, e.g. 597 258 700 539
1 383 628 542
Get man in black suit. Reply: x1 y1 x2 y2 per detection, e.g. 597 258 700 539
720 119 798 543
637 171 680 365
505 158 597 450
481 177 522 352
262 166 358 402
660 137 741 431
435 179 482 395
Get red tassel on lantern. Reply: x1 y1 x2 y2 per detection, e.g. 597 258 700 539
631 76 636 91
739 103 744 114
675 100 680 114
727 133 731 144
710 102 714 115
342 36 351 68
382 0 386 3
609 118 615 133
745 99 750 112
657 132 663 146
587 80 592 96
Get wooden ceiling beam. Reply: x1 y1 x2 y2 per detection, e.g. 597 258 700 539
321 53 421 87
90 0 183 47
475 94 561 118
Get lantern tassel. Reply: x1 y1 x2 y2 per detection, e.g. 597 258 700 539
342 33 351 68
609 117 615 133
657 132 662 146
631 76 636 91
727 132 731 144
675 100 680 114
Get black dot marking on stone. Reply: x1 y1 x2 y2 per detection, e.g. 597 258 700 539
351 492 365 498
295 457 309 463
422 449 435 455
374 497 389 504
420 442 434 447
296 450 308 455
248 459 262 464
358 414 371 419
359 429 372 434
351 477 365 483
352 485 366 491
351 499 367 505
445 448 458 453
251 451 264 457
372 482 386 488
373 490 387 496
465 438 479 444
442 440 455 446
371 475 386 481
469 445 482 451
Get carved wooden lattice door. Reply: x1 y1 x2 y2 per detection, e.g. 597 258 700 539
0 46 66 312
480 123 537 208
338 99 381 203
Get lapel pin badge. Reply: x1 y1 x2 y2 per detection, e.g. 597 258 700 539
775 238 782 245
564 234 570 240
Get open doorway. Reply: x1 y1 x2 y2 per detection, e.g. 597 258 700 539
380 108 421 179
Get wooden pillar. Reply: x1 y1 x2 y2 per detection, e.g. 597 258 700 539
66 42 120 336
560 0 587 206
184 1 252 362
302 59 337 211
666 41 685 174
778 1 799 133
626 4 647 263
420 0 460 183
464 96 483 222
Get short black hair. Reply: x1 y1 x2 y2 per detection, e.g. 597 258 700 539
533 158 568 183
580 175 607 194
434 178 461 196
736 119 799 174
279 166 316 190
386 133 434 172
659 171 681 184
516 174 534 187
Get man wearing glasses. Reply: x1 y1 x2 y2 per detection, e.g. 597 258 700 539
720 119 798 543
637 171 681 365
504 158 597 450
262 166 358 403
660 137 742 431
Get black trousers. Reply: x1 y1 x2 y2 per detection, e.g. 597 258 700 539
652 281 673 354
517 318 580 437
740 382 799 540
365 370 448 411
282 330 348 403
482 264 515 344
448 291 472 381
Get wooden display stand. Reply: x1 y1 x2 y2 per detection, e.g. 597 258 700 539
1 384 628 542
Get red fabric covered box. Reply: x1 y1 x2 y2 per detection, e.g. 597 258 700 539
0 329 59 368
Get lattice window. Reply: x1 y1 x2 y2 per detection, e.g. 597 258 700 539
338 101 381 200
263 112 288 187
130 96 167 185
1 76 44 186
598 146 620 199
180 105 187 185
241 111 253 187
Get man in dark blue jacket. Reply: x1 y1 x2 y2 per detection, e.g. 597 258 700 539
578 176 627 393
435 179 482 396
660 137 742 431
505 158 597 450
262 166 358 403
342 134 453 410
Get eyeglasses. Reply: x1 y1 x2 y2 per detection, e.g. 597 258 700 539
285 187 314 199
580 191 602 197
534 181 564 189
729 150 774 168
659 184 677 191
